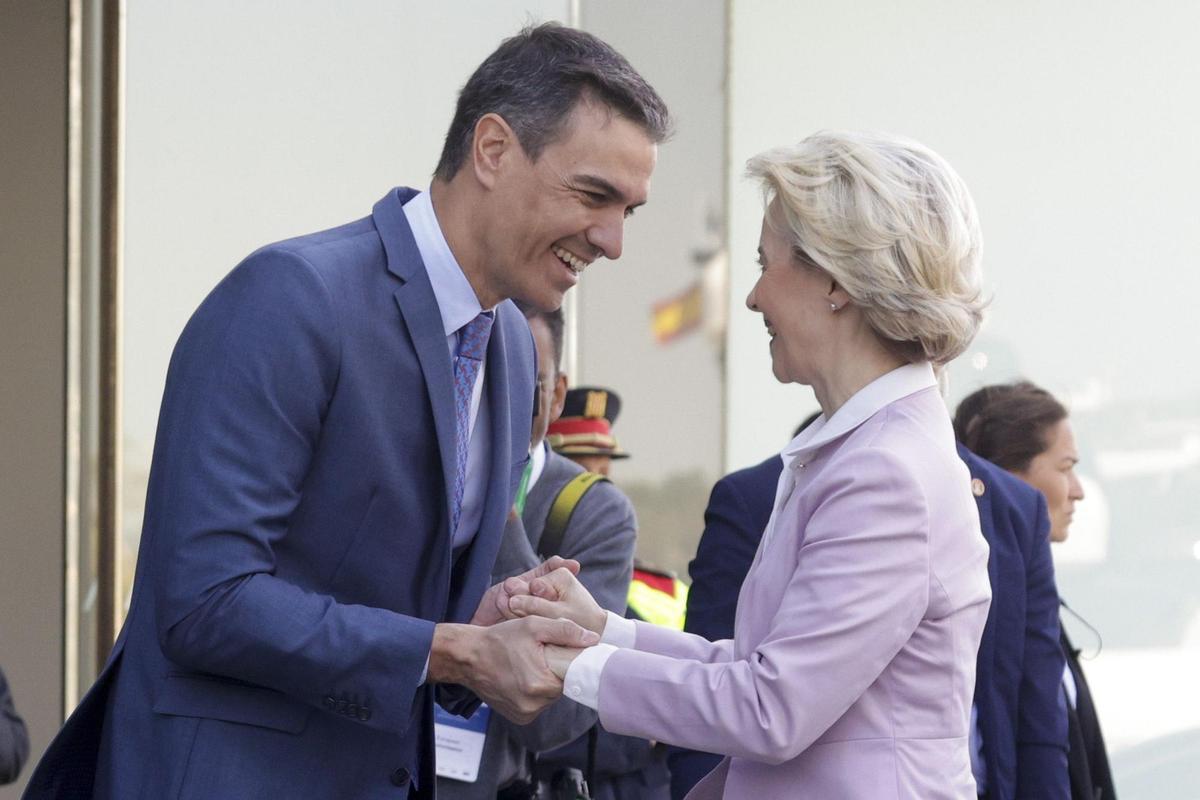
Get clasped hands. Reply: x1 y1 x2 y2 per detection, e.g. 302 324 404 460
429 557 605 725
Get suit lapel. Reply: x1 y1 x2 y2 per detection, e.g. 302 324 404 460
976 472 999 683
375 188 458 537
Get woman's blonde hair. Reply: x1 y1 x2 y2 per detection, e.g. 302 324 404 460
747 131 986 364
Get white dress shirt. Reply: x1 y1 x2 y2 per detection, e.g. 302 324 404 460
527 438 548 493
403 189 492 551
562 362 941 710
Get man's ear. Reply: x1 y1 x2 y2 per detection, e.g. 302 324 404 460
472 113 516 190
549 373 569 424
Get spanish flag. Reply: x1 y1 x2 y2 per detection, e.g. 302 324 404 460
651 280 704 344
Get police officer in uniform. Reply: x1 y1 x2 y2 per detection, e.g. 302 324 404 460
543 387 675 800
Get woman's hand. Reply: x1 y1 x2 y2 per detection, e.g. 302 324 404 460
543 644 583 681
470 556 582 627
508 566 608 637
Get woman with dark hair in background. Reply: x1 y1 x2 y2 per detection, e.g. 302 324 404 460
954 381 1117 800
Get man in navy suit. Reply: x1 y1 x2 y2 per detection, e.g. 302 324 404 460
667 442 1069 800
25 24 668 800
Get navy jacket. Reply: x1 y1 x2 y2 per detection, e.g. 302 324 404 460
24 188 536 800
666 455 781 799
1 667 29 785
960 445 1070 799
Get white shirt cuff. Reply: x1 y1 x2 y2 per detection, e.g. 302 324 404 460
600 610 637 648
562 643 617 710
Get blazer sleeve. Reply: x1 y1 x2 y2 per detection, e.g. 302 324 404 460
150 249 434 736
595 447 930 764
1014 491 1071 797
0 667 29 785
501 480 638 752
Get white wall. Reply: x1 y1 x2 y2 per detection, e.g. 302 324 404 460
122 0 569 599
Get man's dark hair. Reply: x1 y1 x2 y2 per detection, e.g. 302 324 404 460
434 22 670 181
515 300 565 372
953 380 1068 472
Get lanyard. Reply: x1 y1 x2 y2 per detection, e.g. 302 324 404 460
513 459 534 515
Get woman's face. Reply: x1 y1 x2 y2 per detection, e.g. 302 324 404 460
1015 418 1085 542
745 209 837 386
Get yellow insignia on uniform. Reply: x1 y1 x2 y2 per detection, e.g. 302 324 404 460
584 390 607 420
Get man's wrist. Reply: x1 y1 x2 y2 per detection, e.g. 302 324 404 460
428 623 478 685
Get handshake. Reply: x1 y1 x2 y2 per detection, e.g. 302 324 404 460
428 557 606 724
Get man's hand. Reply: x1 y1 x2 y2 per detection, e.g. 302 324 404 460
429 617 598 724
470 556 582 627
508 567 607 636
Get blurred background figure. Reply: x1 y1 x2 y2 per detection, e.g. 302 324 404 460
955 381 1117 800
542 383 673 799
547 387 631 477
0 667 29 785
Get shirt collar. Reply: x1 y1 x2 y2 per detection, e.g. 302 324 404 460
782 362 938 468
528 439 548 490
402 188 483 336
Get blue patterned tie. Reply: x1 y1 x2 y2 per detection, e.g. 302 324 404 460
451 311 494 534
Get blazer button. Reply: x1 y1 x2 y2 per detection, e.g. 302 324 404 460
358 706 372 722
389 767 410 787
323 696 336 710
347 703 359 717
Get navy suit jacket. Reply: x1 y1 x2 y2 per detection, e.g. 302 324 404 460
1 666 29 785
25 188 536 800
959 445 1069 800
666 455 781 799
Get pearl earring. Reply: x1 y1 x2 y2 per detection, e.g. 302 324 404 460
829 303 839 312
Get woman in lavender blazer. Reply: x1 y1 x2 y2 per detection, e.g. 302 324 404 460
510 131 992 799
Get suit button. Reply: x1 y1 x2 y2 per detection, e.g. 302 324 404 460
323 696 336 710
347 702 359 717
358 706 372 721
390 767 410 787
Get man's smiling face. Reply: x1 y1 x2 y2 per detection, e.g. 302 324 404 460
483 99 657 311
